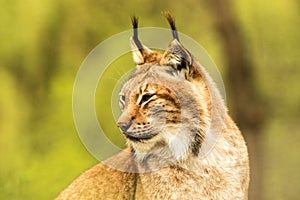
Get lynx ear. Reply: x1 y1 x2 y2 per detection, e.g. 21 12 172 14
160 40 193 78
130 16 161 65
130 38 153 65
161 12 195 79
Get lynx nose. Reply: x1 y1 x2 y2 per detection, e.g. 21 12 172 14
117 110 133 133
117 120 132 133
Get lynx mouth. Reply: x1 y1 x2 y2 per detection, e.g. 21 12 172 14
124 132 158 142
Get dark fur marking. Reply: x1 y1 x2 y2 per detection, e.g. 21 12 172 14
130 16 143 50
164 12 179 41
191 131 203 156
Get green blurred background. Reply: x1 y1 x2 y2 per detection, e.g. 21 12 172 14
0 0 299 199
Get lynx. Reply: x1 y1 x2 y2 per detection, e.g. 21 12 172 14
56 14 249 200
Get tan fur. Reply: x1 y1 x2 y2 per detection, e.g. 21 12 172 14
56 17 249 200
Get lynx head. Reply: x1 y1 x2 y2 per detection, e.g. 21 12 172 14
117 14 222 164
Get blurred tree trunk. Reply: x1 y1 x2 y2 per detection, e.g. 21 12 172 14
205 0 265 199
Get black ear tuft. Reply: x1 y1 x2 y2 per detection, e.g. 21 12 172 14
163 12 179 41
130 16 143 51
131 15 138 29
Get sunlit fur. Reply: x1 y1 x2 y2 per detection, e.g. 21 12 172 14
56 15 249 200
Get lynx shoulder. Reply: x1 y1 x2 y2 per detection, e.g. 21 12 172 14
56 14 249 200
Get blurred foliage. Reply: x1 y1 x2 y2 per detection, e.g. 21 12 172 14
0 0 299 199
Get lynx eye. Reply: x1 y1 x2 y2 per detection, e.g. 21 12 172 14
140 93 155 104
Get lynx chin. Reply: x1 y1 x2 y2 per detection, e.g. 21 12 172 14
56 13 249 200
